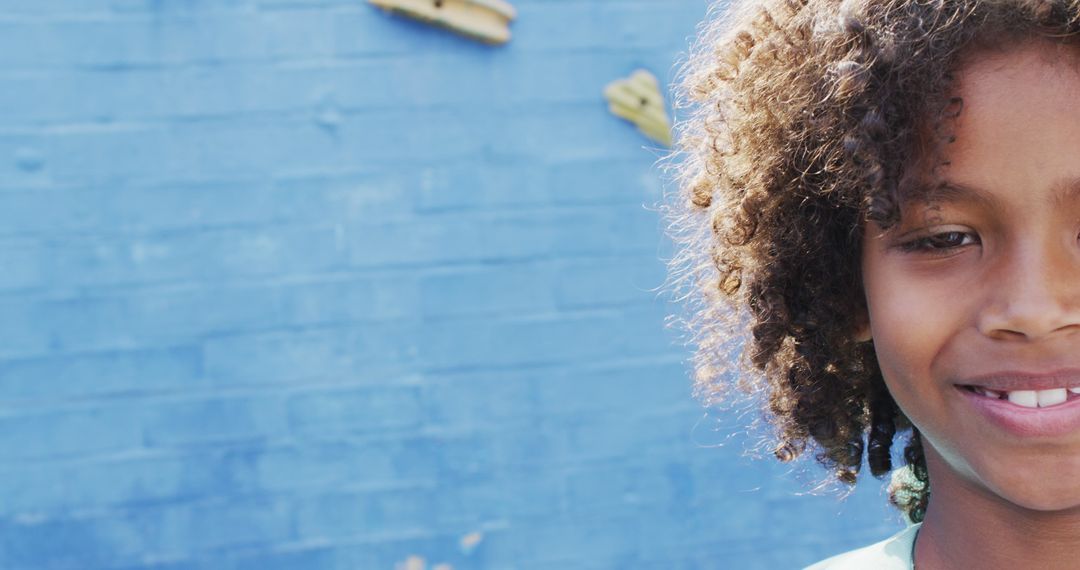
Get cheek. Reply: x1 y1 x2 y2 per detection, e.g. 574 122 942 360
865 272 926 352
866 296 949 431
862 259 963 400
870 319 929 399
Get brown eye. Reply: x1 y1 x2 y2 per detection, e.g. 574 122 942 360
925 232 970 249
899 230 978 253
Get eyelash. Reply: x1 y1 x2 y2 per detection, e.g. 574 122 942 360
897 230 980 253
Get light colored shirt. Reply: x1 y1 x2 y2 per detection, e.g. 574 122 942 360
803 523 921 570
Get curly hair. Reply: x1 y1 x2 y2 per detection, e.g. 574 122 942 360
664 0 1080 523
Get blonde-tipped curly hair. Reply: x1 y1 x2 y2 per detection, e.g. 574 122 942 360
664 0 1080 523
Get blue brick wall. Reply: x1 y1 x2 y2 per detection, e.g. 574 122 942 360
0 1 905 568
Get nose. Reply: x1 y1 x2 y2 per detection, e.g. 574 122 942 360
976 239 1080 341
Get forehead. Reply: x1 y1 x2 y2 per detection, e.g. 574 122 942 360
950 41 1080 131
895 40 1080 215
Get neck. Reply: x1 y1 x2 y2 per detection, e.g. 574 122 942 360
915 444 1080 570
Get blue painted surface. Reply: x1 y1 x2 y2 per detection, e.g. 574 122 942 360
0 1 905 568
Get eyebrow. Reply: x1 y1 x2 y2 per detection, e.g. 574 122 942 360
916 176 1080 210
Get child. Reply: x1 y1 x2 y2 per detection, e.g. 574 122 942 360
666 0 1080 567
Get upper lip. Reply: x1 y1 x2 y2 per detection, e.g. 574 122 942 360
957 369 1080 391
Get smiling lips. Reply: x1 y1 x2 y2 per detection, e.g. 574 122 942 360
958 373 1080 438
959 370 1080 410
964 385 1080 408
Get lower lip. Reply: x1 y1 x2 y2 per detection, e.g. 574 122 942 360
958 386 1080 438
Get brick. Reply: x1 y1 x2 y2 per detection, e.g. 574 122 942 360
511 2 707 52
0 132 50 190
43 224 344 289
111 0 256 14
489 52 634 105
545 157 665 206
416 304 674 371
287 385 424 437
183 496 294 551
418 263 558 319
494 512 645 565
0 239 44 291
293 487 432 542
0 500 292 565
487 103 655 161
204 547 340 570
246 440 432 493
203 323 419 387
346 205 662 269
0 1 117 17
549 411 666 463
532 359 691 416
0 298 52 359
0 513 136 569
419 369 540 430
141 395 290 447
0 1 902 568
0 403 144 461
0 172 411 236
413 160 551 213
0 346 203 403
31 276 414 355
553 254 669 309
0 16 271 69
563 459 692 517
0 451 227 516
331 532 468 570
511 3 607 52
41 119 346 186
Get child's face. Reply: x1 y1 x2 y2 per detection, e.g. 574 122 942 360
862 41 1080 512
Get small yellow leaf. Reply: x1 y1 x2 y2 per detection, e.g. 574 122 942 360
603 69 673 147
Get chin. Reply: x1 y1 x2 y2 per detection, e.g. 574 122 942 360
976 459 1080 513
928 437 1080 514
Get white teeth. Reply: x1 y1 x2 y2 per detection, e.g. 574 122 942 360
1007 390 1039 408
974 386 1080 407
1037 388 1068 407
